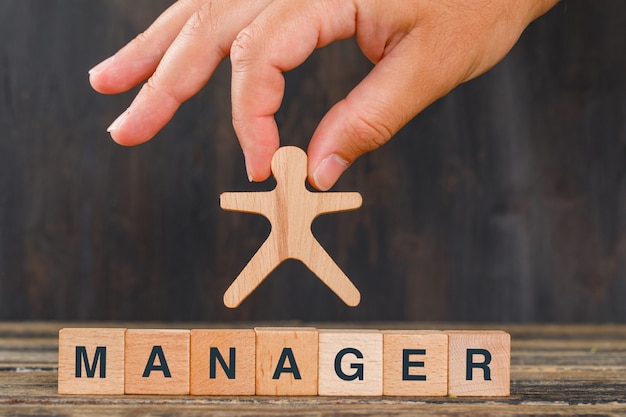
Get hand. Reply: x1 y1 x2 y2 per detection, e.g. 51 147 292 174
89 0 557 190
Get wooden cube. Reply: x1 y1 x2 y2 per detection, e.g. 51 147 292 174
58 328 126 394
190 329 255 395
255 327 318 395
125 329 190 395
318 330 383 396
382 330 448 396
445 330 510 396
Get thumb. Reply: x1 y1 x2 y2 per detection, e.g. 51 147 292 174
307 34 458 191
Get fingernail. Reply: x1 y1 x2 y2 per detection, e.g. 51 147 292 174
244 156 254 182
107 109 129 133
313 154 349 191
88 56 114 76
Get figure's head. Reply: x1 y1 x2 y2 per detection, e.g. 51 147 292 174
271 146 308 183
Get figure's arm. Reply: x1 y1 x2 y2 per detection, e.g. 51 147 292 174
220 192 273 215
315 192 362 215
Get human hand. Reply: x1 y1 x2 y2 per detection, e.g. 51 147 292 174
89 0 557 190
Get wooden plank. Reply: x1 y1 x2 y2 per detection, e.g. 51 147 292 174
2 323 626 415
0 1 625 324
3 402 626 417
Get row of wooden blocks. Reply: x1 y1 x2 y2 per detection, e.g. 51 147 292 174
58 328 510 397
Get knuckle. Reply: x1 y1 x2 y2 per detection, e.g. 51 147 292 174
144 75 183 105
180 2 216 41
131 31 151 49
230 27 256 65
345 110 393 153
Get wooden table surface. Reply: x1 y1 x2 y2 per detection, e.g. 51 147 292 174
1 322 625 416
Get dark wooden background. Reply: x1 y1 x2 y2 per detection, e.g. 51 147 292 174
0 1 624 323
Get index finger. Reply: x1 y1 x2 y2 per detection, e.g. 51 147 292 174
89 0 202 94
229 0 357 182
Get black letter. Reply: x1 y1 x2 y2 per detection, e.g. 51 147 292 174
402 349 426 381
210 347 236 379
334 348 364 381
142 346 172 378
75 346 106 378
272 348 301 380
466 349 492 381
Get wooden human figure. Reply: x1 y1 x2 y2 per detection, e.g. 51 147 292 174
220 146 362 308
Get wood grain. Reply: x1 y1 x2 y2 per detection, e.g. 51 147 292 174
0 1 624 324
221 147 362 308
318 330 383 396
2 323 626 415
124 329 190 395
190 329 255 395
382 330 448 396
57 328 126 394
446 331 510 397
254 327 319 396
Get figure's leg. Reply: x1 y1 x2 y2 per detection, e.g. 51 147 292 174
299 243 361 307
223 238 281 308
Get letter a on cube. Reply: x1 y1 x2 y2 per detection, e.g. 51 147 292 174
255 327 318 395
125 329 190 395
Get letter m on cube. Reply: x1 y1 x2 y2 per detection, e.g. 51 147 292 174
58 328 126 394
75 346 106 378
